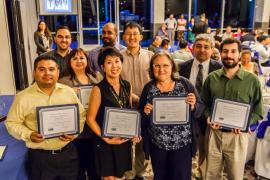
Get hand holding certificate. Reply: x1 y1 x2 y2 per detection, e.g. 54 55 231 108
211 98 251 132
77 85 93 109
37 104 80 139
102 107 141 139
152 97 190 125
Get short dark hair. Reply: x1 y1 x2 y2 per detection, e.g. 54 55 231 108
34 55 58 70
55 26 71 35
257 35 269 43
123 21 143 35
67 48 96 79
149 51 177 81
161 38 170 47
242 28 250 33
220 38 241 52
98 47 123 66
179 39 188 49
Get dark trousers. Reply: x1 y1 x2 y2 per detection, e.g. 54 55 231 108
74 138 101 180
150 142 192 180
26 143 79 180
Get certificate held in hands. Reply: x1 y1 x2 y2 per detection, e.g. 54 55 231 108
77 85 93 109
37 104 80 139
153 97 189 125
211 98 251 132
102 107 141 139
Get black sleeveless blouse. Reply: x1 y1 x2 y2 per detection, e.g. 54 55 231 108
96 78 131 128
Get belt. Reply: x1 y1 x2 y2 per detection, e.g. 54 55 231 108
29 143 72 155
220 129 231 133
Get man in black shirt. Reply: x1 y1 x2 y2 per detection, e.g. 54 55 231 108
43 26 72 78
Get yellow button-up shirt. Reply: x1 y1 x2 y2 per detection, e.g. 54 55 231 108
5 83 86 150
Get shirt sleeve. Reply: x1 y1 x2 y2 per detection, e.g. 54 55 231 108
5 96 33 141
250 78 264 124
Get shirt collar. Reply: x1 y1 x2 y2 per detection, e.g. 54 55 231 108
33 82 65 94
194 58 210 67
55 48 72 57
125 47 142 56
217 65 244 80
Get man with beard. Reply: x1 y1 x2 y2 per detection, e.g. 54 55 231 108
201 38 263 180
88 23 125 73
43 26 72 78
179 34 222 179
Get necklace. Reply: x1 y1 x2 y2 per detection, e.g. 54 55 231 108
109 85 126 108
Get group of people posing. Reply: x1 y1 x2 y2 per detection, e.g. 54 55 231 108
6 20 263 180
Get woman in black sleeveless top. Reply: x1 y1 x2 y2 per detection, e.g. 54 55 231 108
87 47 141 179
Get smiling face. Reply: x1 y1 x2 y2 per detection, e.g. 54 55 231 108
102 55 122 79
193 39 213 62
70 51 88 72
102 23 117 47
152 55 173 82
54 29 71 51
34 60 59 89
38 21 46 31
241 52 251 65
221 43 240 69
123 27 143 49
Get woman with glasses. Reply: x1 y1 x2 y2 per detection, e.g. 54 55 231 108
139 51 202 180
58 48 102 180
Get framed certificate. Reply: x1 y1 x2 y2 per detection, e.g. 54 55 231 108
211 98 251 132
102 107 141 139
0 145 7 161
152 97 189 125
77 85 93 109
37 104 80 139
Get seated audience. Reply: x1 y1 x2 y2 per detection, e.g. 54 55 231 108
148 36 162 53
240 49 259 75
157 38 170 52
254 35 270 66
156 23 168 39
172 39 193 61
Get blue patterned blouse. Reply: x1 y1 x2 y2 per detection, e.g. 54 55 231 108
144 80 192 150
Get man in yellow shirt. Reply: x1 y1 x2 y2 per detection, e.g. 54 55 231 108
6 54 86 180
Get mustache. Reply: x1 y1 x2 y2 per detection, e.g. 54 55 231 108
223 58 235 61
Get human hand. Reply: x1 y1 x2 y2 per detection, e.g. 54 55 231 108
144 103 153 115
73 87 79 94
30 132 44 143
232 128 242 134
102 137 129 145
186 93 196 111
131 136 142 144
59 134 75 141
207 116 221 130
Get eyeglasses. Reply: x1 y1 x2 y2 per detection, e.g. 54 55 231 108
124 33 141 37
153 64 171 70
56 35 71 40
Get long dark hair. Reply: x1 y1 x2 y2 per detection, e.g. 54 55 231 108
67 48 96 79
37 20 51 38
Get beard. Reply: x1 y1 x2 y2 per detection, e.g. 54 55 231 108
222 58 239 69
102 38 114 47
